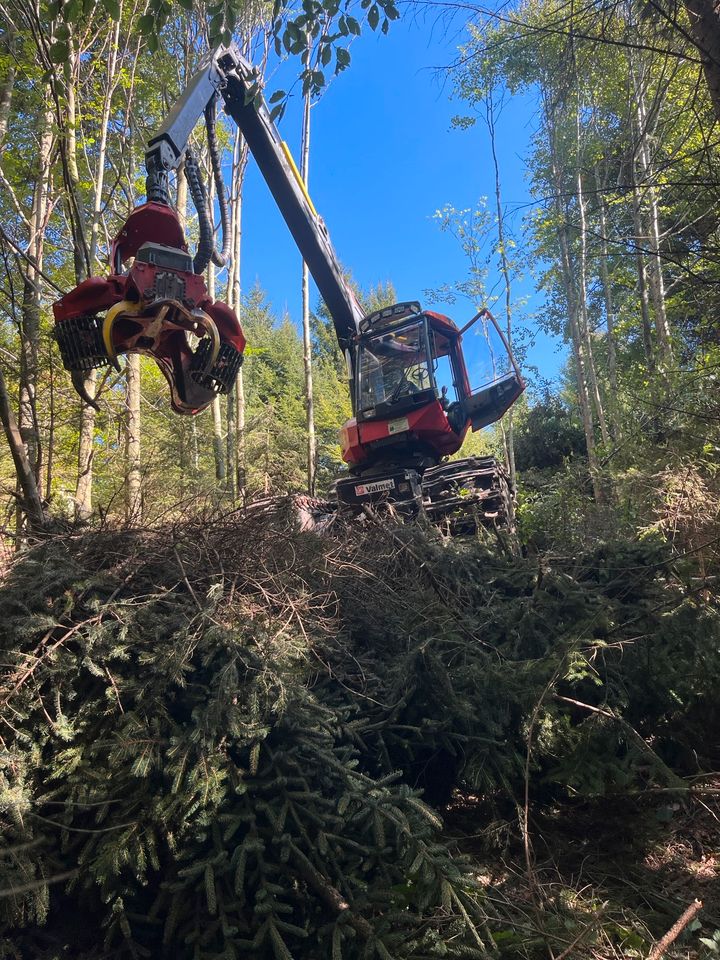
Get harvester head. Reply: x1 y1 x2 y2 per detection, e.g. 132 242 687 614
52 203 245 414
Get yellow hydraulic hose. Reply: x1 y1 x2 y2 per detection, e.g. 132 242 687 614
281 141 318 218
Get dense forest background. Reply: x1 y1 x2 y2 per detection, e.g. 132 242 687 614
1 0 720 957
0 0 718 556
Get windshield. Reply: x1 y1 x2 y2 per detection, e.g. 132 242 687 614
358 321 432 413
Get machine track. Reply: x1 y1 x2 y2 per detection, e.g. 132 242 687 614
421 456 514 534
244 459 513 539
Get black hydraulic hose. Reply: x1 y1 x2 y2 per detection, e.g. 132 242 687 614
186 145 215 275
204 94 231 268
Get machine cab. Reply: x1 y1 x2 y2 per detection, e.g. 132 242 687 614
354 302 523 436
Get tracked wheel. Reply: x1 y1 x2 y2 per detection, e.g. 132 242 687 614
422 456 514 535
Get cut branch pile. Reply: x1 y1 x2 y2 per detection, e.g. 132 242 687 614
0 507 718 959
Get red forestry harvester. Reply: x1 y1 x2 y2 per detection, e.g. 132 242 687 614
53 46 524 527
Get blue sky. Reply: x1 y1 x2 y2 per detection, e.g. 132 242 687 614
238 13 567 390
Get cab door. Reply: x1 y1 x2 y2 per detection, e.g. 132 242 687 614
450 309 525 432
462 370 524 431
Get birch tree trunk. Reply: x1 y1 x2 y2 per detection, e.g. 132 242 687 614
574 102 610 447
89 17 121 267
593 167 620 438
545 94 603 502
630 62 673 368
300 89 316 495
125 354 142 521
46 346 55 500
485 92 516 503
233 131 248 498
177 162 199 488
225 127 247 501
557 219 603 502
0 25 16 148
206 173 227 484
75 382 96 521
236 368 246 498
631 178 657 373
226 180 236 500
63 44 89 282
61 37 99 520
226 370 237 502
210 404 226 482
74 27 132 519
19 99 53 498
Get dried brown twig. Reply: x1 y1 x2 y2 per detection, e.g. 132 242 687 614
648 899 702 960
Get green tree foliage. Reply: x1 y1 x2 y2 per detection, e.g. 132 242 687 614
2 510 719 956
240 282 416 497
447 0 720 548
514 395 586 472
39 0 400 99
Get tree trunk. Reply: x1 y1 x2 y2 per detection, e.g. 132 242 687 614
226 178 237 500
545 93 603 502
89 17 121 267
594 168 621 438
62 41 90 283
225 127 247 501
210 398 226 483
19 100 53 498
205 173 226 485
46 347 55 501
0 25 16 150
176 159 199 489
230 129 248 498
0 367 45 530
300 89 317 495
631 66 673 368
226 391 237 499
75 371 97 521
0 363 45 531
684 0 720 123
236 369 246 498
557 220 603 502
191 418 200 477
263 417 271 495
574 104 610 448
72 24 130 519
68 45 97 520
631 181 656 373
485 91 516 508
125 354 142 522
231 129 246 312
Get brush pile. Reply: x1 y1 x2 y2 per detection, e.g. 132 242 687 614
1 507 718 959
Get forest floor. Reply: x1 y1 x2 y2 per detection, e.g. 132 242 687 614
446 786 720 958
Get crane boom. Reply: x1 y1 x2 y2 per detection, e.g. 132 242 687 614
53 41 525 528
145 45 363 352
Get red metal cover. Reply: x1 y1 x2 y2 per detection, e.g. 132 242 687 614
340 400 468 466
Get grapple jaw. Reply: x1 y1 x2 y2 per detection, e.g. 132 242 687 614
52 204 245 415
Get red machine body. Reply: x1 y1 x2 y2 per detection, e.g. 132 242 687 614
338 305 522 472
341 400 465 466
